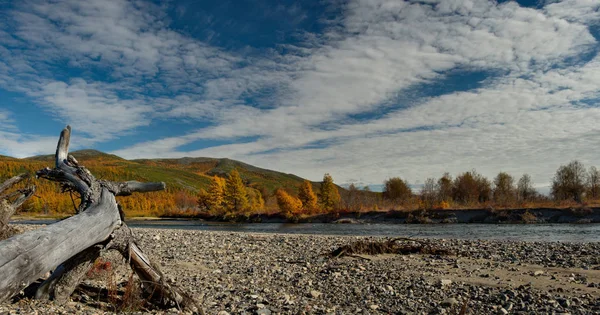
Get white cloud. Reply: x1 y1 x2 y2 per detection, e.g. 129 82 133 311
2 0 600 189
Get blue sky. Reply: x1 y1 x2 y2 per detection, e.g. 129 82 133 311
1 0 600 191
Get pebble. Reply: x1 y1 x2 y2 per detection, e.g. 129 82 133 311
2 225 599 314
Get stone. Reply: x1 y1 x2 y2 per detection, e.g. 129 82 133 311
310 290 322 299
441 298 458 307
438 279 453 287
533 270 544 276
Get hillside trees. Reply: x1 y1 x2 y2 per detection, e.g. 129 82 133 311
298 180 318 213
223 169 250 214
198 170 265 217
320 173 341 212
275 189 303 218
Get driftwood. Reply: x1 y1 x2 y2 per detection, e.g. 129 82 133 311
0 173 35 240
0 126 200 312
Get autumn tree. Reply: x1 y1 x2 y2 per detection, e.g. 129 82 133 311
436 173 453 202
516 174 536 202
223 169 249 214
420 178 436 209
383 177 412 202
275 189 302 218
587 166 600 199
551 160 586 202
343 183 362 212
198 176 226 215
493 172 515 206
452 170 491 204
298 180 318 213
319 173 340 212
246 187 265 212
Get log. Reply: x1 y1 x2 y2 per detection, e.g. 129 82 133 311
0 188 121 302
0 174 36 240
0 126 200 312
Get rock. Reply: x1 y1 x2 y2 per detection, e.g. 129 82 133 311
310 290 322 299
217 312 230 315
533 270 544 276
498 308 508 315
369 304 379 310
438 279 452 287
256 309 272 315
441 298 458 307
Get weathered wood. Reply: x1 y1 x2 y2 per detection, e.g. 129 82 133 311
112 224 200 311
35 246 102 302
0 126 200 312
0 174 35 240
101 180 166 197
0 188 121 302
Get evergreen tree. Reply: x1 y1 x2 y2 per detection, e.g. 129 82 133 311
298 180 318 213
319 173 340 212
223 169 249 214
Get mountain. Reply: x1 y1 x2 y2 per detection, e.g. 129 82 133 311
0 150 339 216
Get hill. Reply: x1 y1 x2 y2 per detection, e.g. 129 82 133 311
0 150 340 216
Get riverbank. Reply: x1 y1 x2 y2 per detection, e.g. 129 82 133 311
1 225 599 314
13 207 600 224
178 207 600 224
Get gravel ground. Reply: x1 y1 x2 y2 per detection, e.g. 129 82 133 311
1 225 599 314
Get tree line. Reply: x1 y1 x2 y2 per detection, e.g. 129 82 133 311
375 160 600 210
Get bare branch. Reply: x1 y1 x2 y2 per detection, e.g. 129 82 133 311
55 125 71 169
101 180 166 196
0 173 30 196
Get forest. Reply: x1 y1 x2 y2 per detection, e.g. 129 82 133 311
0 152 598 219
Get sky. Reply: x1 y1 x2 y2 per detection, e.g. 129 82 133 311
0 0 600 192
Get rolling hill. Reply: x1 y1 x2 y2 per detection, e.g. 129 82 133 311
0 150 340 216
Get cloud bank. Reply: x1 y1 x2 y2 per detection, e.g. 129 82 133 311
1 0 600 189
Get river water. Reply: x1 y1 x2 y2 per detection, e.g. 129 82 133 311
13 219 600 242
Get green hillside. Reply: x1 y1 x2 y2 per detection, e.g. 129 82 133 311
20 149 333 196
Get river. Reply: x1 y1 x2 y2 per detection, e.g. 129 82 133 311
12 219 600 242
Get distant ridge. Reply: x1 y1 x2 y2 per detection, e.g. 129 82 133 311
18 149 330 195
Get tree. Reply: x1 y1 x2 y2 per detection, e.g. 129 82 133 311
420 178 436 209
246 187 265 212
319 173 340 212
493 172 515 206
436 173 453 202
198 176 226 215
344 183 361 212
275 189 302 218
452 170 491 204
223 169 249 214
383 177 412 202
516 174 536 202
298 180 318 213
551 160 586 202
587 166 600 199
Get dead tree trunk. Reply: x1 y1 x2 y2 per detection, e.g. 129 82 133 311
0 126 200 312
0 173 35 240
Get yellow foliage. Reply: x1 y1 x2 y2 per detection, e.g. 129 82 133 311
275 189 302 218
298 180 318 213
